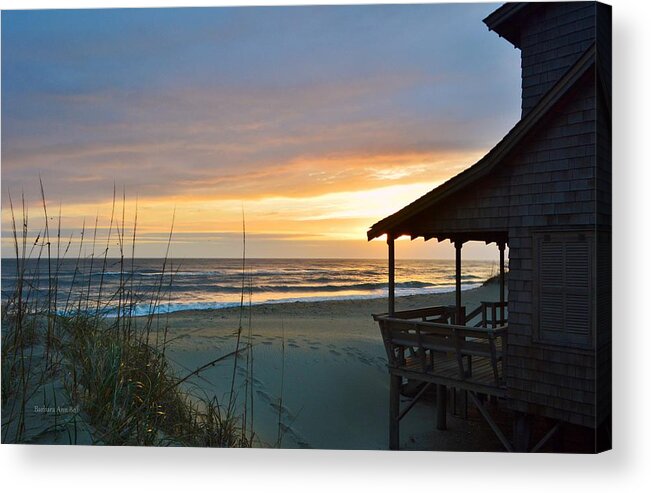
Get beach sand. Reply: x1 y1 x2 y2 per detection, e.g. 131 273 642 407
164 283 506 451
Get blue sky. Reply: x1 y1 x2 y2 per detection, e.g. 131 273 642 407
1 4 521 258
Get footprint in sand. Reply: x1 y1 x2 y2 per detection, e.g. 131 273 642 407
329 349 341 356
255 389 272 403
276 423 311 449
235 368 265 386
309 346 320 351
269 401 294 420
288 343 300 348
278 422 292 433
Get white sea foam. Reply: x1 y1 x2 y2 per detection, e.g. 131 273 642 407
100 282 483 317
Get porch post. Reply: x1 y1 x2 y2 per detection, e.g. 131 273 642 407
513 412 532 452
436 384 447 430
454 238 468 417
454 239 463 324
388 234 395 316
389 373 401 450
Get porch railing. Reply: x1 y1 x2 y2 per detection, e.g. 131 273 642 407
373 302 508 391
373 302 511 451
465 301 508 328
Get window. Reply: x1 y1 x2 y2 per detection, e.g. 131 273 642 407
533 231 594 348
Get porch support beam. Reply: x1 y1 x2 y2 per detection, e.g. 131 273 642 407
530 422 561 453
388 234 395 316
454 239 464 324
398 382 432 422
469 391 514 452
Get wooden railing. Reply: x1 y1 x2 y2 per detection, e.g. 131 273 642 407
464 301 508 328
374 302 510 451
386 305 456 322
373 305 508 391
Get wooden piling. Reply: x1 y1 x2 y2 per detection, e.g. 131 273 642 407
389 374 401 450
513 413 532 452
437 384 447 430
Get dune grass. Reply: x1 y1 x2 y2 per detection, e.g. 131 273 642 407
1 187 254 446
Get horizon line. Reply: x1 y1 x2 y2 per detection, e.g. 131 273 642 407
0 256 500 261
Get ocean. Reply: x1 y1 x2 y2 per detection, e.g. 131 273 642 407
1 258 497 316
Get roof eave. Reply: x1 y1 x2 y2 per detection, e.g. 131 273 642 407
482 2 530 49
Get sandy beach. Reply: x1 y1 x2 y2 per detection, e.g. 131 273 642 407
163 283 506 451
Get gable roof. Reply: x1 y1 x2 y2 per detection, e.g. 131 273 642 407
367 43 596 241
482 2 532 48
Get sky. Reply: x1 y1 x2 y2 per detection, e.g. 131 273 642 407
1 3 521 259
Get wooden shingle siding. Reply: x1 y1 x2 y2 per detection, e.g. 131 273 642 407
595 3 612 430
403 173 512 237
473 2 610 431
596 3 612 98
506 72 598 426
519 2 597 115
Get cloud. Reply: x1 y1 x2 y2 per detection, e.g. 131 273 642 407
2 4 520 258
1 75 505 205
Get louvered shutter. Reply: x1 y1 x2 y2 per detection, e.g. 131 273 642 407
535 232 594 347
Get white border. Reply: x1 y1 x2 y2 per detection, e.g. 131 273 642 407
1 0 650 491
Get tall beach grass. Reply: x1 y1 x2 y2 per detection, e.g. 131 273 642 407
1 186 255 446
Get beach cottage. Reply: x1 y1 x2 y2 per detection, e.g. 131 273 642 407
369 2 611 452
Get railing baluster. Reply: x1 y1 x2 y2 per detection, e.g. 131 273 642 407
489 331 500 386
374 310 508 391
453 328 466 379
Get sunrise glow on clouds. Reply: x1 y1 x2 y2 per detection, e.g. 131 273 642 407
1 4 520 258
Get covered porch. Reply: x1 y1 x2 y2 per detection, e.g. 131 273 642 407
371 231 511 450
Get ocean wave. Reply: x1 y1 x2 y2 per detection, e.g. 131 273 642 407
2 258 497 318
160 280 439 294
98 283 482 317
